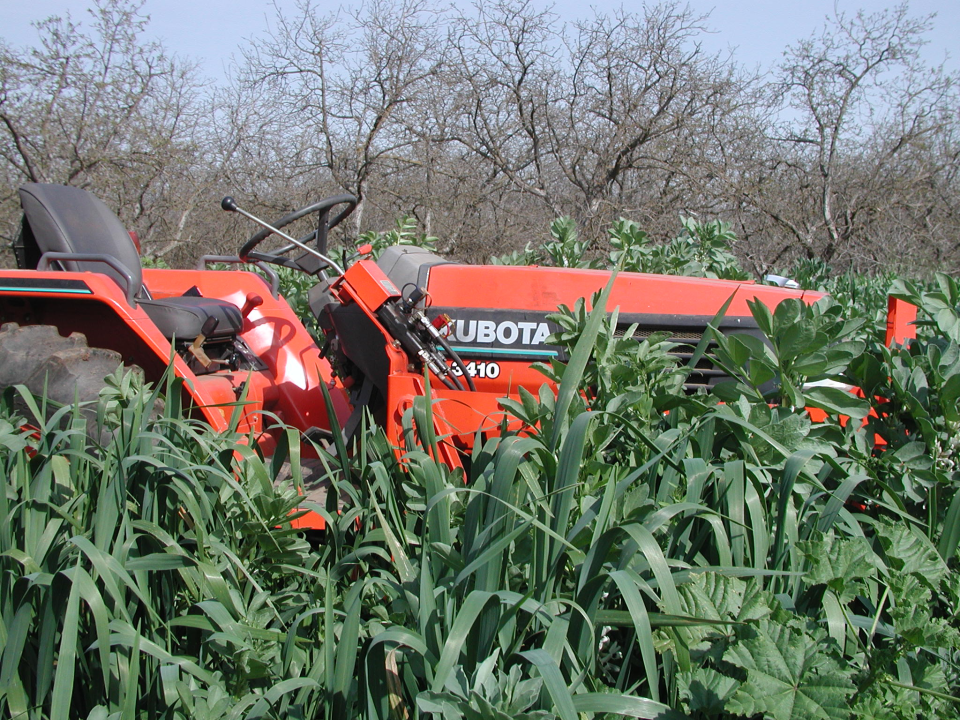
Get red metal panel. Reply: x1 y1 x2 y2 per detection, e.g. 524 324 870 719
341 260 401 311
885 296 917 346
424 265 822 316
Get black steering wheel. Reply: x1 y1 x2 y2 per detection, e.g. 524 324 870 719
237 194 357 269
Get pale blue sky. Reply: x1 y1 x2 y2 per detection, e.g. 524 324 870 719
5 0 958 79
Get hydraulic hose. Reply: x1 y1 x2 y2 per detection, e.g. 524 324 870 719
437 334 476 391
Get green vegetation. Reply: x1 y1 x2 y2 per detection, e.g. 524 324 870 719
3 221 960 718
491 217 750 281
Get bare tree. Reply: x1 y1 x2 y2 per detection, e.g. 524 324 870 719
238 0 445 232
440 0 562 214
552 4 746 228
430 1 753 248
0 0 202 258
753 3 958 267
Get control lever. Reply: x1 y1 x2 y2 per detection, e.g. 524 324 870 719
241 293 263 320
189 316 220 369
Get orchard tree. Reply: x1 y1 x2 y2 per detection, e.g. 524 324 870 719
441 0 563 216
238 0 445 232
0 0 203 257
433 1 749 242
752 3 959 268
549 3 748 234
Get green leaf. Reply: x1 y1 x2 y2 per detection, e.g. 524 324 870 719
723 335 753 367
571 692 686 719
432 592 497 693
551 274 616 450
938 488 960 562
780 319 818 361
751 412 812 462
773 299 803 336
50 565 83 720
750 299 775 338
875 520 947 587
799 534 882 602
732 332 777 365
517 649 577 720
678 573 751 620
780 374 804 408
792 352 829 377
803 385 870 420
725 618 855 720
679 667 740 715
332 581 364 718
940 373 960 423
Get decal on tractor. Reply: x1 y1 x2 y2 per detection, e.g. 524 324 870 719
429 308 561 359
450 360 501 379
0 277 92 295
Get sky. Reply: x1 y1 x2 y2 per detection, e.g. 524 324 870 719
4 0 958 80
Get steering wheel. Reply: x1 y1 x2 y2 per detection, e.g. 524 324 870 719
237 194 357 270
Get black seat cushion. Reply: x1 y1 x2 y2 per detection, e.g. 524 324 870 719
140 296 243 340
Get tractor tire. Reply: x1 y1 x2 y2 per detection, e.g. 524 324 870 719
0 323 126 437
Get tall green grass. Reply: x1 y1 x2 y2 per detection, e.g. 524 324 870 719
0 369 343 718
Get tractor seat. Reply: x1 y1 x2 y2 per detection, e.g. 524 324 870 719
17 183 243 340
138 296 242 340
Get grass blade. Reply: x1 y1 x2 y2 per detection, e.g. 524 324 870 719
50 563 82 720
518 648 578 720
551 274 616 451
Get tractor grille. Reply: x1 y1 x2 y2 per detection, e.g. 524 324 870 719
614 325 724 393
613 316 761 394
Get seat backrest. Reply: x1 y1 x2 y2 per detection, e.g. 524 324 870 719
18 183 142 293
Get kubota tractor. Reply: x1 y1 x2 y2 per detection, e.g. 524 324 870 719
0 184 917 527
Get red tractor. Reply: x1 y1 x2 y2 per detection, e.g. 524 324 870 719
0 184 916 527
